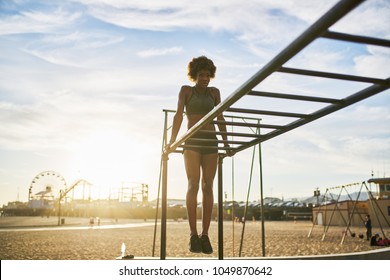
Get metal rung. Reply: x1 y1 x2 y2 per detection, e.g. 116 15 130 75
172 148 233 155
212 120 283 129
278 66 389 85
219 132 262 138
227 107 309 118
218 140 249 145
180 145 217 149
236 78 390 154
184 137 250 145
180 144 234 151
199 130 263 138
321 30 390 47
184 138 217 142
248 90 342 104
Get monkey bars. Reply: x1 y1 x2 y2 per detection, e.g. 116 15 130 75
159 0 390 259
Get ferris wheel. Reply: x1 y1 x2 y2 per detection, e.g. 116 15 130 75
29 171 67 200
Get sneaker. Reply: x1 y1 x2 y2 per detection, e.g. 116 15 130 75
199 235 213 254
189 235 202 253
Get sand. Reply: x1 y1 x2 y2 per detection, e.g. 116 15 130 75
0 216 388 260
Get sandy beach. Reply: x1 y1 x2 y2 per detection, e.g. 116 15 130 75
0 216 388 260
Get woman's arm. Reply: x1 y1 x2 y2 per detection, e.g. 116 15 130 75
167 86 188 146
213 88 229 146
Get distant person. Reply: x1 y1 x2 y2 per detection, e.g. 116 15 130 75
364 214 372 241
370 233 379 246
166 56 229 254
377 238 390 246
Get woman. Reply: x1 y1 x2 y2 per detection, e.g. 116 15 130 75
166 56 228 254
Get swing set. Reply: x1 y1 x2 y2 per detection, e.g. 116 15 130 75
308 181 390 245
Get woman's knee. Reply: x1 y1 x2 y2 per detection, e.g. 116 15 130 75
202 181 214 194
187 179 200 194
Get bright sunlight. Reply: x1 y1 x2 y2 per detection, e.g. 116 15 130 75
70 129 148 199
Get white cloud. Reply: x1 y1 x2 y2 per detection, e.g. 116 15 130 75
40 31 125 49
332 0 390 37
137 46 182 58
354 46 390 78
0 7 82 35
79 0 338 54
18 31 125 68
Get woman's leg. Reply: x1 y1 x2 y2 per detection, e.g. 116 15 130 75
200 153 218 236
183 150 201 236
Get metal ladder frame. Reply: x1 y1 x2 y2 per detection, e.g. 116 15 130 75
160 0 390 259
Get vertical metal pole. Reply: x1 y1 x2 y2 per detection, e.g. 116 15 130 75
239 145 256 257
258 138 265 257
231 156 235 257
230 117 235 257
153 111 169 257
160 152 168 260
217 154 224 260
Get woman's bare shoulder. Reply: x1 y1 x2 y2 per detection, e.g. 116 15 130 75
208 87 221 105
178 85 192 102
209 86 221 97
179 85 192 95
180 85 192 90
209 86 220 92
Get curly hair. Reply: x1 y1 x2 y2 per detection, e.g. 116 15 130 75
187 56 216 82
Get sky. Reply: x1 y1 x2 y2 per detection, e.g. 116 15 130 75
0 0 389 207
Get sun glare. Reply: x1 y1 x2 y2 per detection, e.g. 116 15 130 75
70 129 147 199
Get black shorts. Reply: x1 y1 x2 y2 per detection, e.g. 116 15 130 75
183 132 218 154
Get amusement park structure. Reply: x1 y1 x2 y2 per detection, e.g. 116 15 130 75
2 170 150 220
